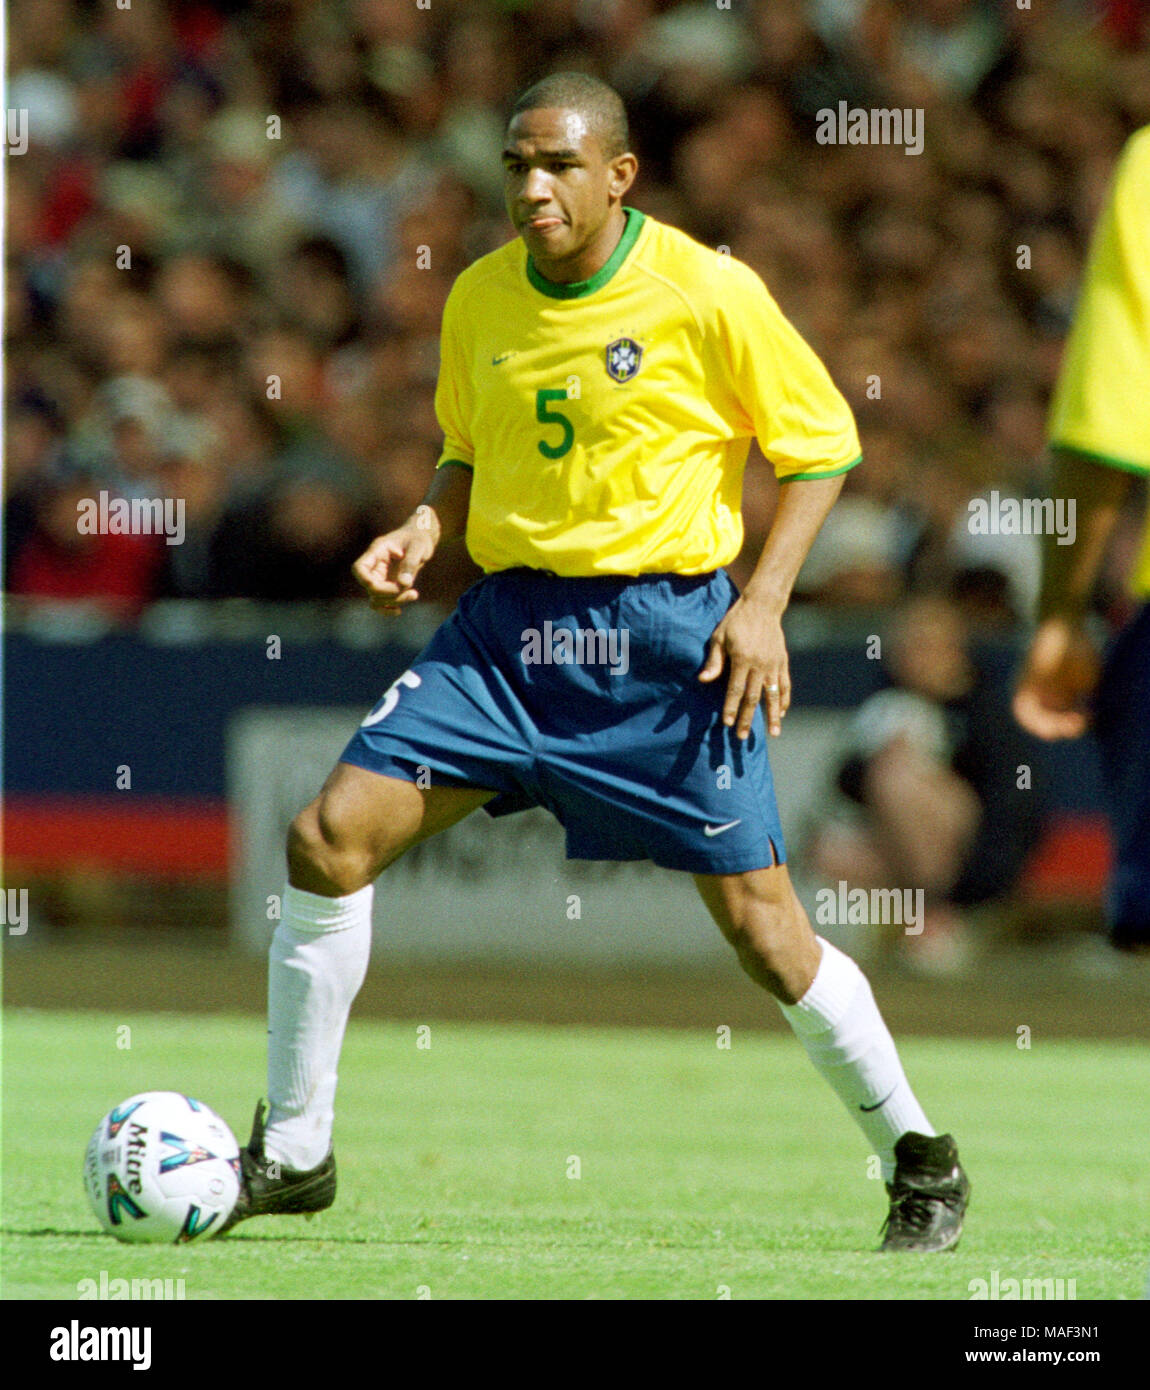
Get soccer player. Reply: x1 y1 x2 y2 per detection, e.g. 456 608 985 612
223 74 970 1252
1013 125 1150 950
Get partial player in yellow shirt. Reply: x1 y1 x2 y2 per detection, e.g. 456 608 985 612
222 72 969 1253
1014 125 1150 949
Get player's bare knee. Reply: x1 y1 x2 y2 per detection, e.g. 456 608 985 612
286 804 332 889
287 801 373 896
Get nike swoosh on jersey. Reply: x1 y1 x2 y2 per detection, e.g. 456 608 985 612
703 820 742 837
491 351 515 365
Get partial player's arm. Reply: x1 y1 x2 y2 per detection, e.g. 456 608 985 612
1013 128 1150 739
704 257 861 739
701 473 847 739
1034 451 1134 624
353 463 472 615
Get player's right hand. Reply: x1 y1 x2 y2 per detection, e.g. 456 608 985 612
1012 617 1101 740
352 521 437 615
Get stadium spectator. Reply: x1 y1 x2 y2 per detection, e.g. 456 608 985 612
210 466 375 602
806 593 1048 971
7 459 165 615
2 0 1144 619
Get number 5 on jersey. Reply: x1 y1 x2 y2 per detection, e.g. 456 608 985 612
536 389 574 459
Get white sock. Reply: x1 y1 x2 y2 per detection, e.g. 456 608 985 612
779 936 933 1181
265 883 373 1171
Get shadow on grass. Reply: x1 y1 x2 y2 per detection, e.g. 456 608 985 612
3 1228 110 1239
3 1225 461 1247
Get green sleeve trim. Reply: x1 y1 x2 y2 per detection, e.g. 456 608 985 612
1050 443 1150 478
777 453 862 483
436 457 474 472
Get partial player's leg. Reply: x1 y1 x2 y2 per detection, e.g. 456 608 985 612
271 763 493 1156
1093 604 1150 950
222 578 546 1233
517 567 971 1249
288 759 496 894
695 864 970 1252
221 766 494 1233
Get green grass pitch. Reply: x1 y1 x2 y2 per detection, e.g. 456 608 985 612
3 1009 1147 1300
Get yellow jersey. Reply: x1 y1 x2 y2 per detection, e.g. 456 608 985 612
434 208 861 576
1048 126 1150 594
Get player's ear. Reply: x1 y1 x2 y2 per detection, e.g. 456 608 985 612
608 151 638 199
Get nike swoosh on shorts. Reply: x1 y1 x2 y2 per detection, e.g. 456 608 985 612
703 820 742 837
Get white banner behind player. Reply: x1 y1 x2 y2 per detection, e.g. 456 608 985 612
228 708 846 965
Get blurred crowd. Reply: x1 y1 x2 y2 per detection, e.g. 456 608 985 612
5 0 1148 620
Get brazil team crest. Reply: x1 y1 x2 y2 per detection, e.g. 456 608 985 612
606 337 642 382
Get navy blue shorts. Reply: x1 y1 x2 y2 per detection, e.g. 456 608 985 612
1093 602 1150 947
339 568 785 874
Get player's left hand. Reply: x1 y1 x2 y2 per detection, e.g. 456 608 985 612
1012 616 1101 740
699 597 790 739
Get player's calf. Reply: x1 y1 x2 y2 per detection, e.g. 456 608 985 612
696 865 820 1003
699 873 973 1251
253 769 495 1230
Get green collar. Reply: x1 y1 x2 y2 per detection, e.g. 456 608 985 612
526 207 646 300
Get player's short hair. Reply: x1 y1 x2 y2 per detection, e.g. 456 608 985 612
510 72 630 159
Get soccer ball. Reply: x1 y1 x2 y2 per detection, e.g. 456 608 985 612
83 1092 241 1243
